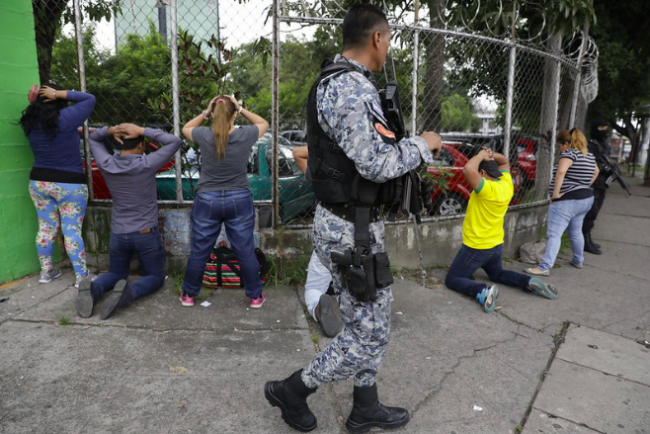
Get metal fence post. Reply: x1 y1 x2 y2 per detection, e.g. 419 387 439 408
411 0 420 134
271 0 280 227
170 0 182 202
547 59 562 190
569 0 593 127
503 1 518 159
569 31 587 127
73 0 93 201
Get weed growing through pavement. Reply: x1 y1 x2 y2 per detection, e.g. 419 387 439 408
169 268 185 295
266 253 310 287
57 315 70 325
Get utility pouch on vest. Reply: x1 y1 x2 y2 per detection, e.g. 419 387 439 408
373 252 393 288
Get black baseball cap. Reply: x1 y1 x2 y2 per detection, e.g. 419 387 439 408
478 160 503 178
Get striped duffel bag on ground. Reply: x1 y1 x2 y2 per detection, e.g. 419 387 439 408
202 245 269 289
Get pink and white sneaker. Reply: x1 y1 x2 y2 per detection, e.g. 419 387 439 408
250 294 266 309
179 293 195 307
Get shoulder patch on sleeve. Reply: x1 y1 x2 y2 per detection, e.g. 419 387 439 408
365 100 388 125
374 123 396 140
364 101 395 145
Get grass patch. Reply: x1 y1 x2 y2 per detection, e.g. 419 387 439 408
310 332 320 345
266 253 311 287
57 315 71 325
168 268 185 295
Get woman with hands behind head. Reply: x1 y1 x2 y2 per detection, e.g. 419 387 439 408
179 96 269 309
20 84 96 288
525 128 598 276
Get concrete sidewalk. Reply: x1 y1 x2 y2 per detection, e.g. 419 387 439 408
1 178 649 434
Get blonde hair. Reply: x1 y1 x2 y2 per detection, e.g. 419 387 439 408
557 128 588 156
210 96 236 159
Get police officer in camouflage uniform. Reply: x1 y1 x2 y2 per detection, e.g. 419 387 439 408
265 5 441 433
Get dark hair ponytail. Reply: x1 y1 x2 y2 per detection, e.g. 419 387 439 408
19 83 67 138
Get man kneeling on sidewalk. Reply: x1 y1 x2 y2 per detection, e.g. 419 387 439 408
445 146 558 312
76 123 182 320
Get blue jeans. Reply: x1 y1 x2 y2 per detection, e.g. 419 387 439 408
445 244 531 298
182 190 262 299
539 196 594 271
93 227 165 299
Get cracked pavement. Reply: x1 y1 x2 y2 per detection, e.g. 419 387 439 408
1 179 649 434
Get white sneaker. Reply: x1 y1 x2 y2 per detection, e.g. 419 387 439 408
39 268 62 284
74 272 97 289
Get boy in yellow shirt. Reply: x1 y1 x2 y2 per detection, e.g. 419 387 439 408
445 147 558 312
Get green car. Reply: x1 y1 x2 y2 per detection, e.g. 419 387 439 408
156 133 315 224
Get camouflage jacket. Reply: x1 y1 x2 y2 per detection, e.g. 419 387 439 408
316 54 433 183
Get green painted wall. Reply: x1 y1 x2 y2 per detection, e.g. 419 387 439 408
0 1 41 283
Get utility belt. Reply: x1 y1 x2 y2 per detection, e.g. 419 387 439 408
321 202 382 223
328 204 394 302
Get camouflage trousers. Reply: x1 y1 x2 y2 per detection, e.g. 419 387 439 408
301 204 393 389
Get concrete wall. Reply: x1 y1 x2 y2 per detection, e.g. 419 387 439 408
0 1 42 284
83 203 548 271
262 205 548 268
83 205 193 271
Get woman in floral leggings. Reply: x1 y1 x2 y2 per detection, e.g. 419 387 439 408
20 84 96 287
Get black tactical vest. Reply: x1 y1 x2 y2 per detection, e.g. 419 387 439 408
306 61 401 207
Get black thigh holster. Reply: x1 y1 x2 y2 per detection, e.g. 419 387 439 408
330 206 394 302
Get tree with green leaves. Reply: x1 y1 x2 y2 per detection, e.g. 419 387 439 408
587 0 650 168
50 23 171 126
32 0 118 84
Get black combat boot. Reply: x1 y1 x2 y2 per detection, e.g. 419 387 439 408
345 384 410 434
265 370 317 432
584 232 602 255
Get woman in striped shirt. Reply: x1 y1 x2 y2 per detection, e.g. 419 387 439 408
525 129 599 276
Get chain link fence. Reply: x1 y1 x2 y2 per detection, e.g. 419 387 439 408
34 0 587 227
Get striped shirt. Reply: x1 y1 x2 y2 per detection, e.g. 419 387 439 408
548 149 596 197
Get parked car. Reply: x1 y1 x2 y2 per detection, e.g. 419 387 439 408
426 143 472 216
426 142 523 216
280 130 307 146
514 136 538 189
156 133 315 223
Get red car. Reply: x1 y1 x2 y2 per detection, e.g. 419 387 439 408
426 143 523 216
79 127 174 200
514 136 537 190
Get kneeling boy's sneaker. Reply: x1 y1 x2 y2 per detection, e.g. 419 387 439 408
477 284 499 313
39 267 62 284
528 278 558 300
179 292 195 307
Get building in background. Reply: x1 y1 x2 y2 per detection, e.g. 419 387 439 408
115 0 220 48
